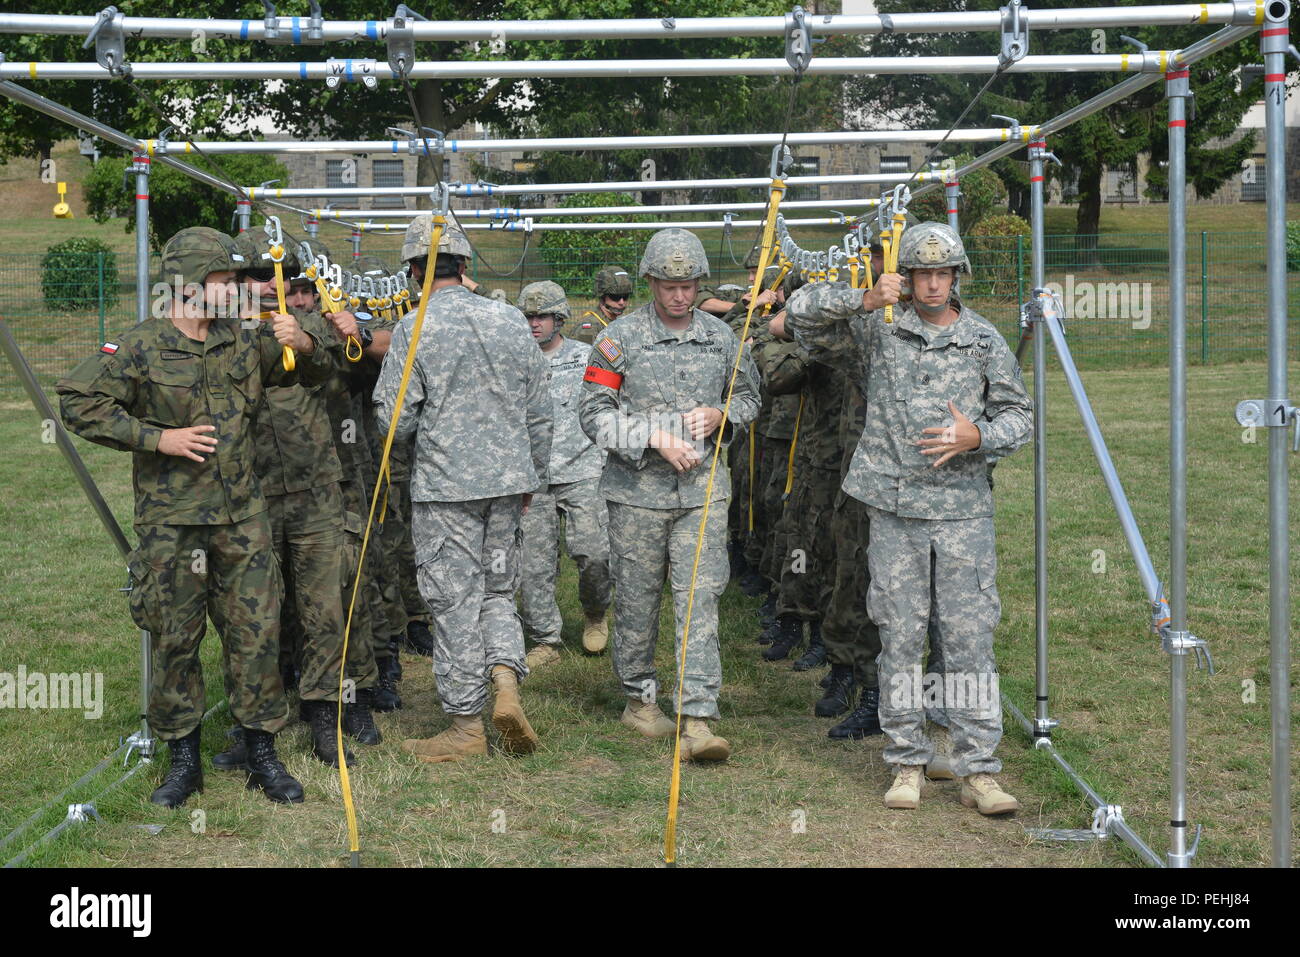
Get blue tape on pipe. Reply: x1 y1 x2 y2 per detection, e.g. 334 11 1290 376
346 59 353 81
240 20 249 40
366 21 378 40
452 141 458 152
300 62 307 79
292 17 301 44
392 142 398 153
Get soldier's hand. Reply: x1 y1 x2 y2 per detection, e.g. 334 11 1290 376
767 313 789 340
918 400 982 467
863 273 903 312
272 312 313 354
521 492 533 515
158 425 218 463
683 406 723 440
326 310 360 340
650 429 703 473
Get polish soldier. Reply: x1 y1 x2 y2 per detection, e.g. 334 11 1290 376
572 267 632 345
57 226 331 807
786 222 1032 814
374 217 552 763
579 228 761 762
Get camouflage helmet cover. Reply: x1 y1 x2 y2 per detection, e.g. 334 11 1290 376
743 244 763 270
231 227 302 278
638 228 710 281
357 254 390 277
401 214 472 262
593 266 632 299
897 222 971 275
515 280 570 322
161 227 241 287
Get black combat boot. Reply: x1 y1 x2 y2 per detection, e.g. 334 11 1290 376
243 729 305 804
739 566 766 597
373 653 402 712
343 687 382 745
211 726 248 771
762 615 803 661
815 664 856 717
405 619 434 657
819 669 836 689
756 618 782 645
307 700 355 768
149 726 203 808
792 621 827 671
828 686 883 739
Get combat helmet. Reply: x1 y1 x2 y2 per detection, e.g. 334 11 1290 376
516 280 570 322
161 227 242 287
638 228 710 281
593 267 632 299
897 222 971 275
231 227 302 278
401 214 472 263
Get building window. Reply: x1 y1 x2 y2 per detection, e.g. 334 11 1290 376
1103 168 1138 203
372 159 407 209
1241 155 1266 202
789 155 821 202
880 154 910 174
325 158 358 190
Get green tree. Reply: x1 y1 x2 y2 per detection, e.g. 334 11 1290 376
535 192 652 287
847 0 1264 260
84 152 288 250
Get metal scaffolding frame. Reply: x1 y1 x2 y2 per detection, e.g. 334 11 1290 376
0 1 1291 870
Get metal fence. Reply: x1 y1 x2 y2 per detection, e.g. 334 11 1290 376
2 230 1297 393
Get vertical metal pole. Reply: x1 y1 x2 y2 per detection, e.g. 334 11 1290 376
351 227 361 260
131 152 154 754
1200 231 1208 364
1261 9 1292 870
305 215 319 238
945 177 960 232
1165 64 1192 868
236 197 251 233
1016 234 1025 309
1027 138 1054 742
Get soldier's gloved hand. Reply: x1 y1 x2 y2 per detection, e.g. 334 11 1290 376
863 273 903 312
271 312 314 354
326 310 360 340
649 429 703 474
158 425 218 463
918 400 982 467
683 406 723 440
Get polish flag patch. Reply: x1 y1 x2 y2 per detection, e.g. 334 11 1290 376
100 342 119 355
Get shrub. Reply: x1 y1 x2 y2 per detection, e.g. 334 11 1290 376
1287 221 1299 271
41 237 118 312
964 213 1031 302
535 193 652 292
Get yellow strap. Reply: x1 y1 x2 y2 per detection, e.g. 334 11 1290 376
783 394 804 497
664 177 785 865
271 250 295 372
337 217 447 865
882 212 905 324
582 309 610 328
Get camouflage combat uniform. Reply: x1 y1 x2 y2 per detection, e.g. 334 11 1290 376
519 334 611 646
373 285 551 716
579 303 760 718
787 286 1032 776
58 313 332 740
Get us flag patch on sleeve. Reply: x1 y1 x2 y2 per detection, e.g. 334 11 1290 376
596 338 623 365
100 342 119 355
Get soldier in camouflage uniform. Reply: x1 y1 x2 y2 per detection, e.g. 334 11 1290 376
515 281 612 669
572 267 632 345
375 217 552 763
786 223 1032 814
580 228 760 762
57 226 328 807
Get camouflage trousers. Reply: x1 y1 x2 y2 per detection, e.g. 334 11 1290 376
776 464 839 621
757 436 793 582
386 477 428 626
364 466 403 662
519 478 612 646
865 507 1003 776
260 483 365 702
127 514 288 740
821 491 881 687
726 427 755 550
413 495 528 716
607 500 728 719
338 476 384 685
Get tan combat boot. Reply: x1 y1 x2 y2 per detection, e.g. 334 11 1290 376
620 697 676 738
925 723 955 780
582 613 610 654
960 773 1021 815
884 766 924 809
525 644 561 670
679 718 731 762
490 665 539 755
401 715 487 763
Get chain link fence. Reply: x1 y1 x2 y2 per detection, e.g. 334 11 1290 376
2 230 1297 394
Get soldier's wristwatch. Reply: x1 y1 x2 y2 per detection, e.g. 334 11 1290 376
357 327 374 348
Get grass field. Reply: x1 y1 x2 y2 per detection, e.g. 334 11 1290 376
1 357 1296 868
